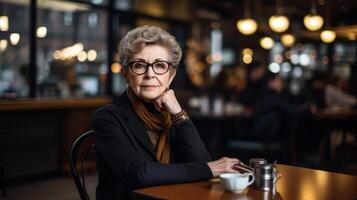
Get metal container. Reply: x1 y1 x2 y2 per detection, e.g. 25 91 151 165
249 158 267 169
254 164 277 191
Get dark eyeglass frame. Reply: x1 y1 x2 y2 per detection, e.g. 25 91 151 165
127 60 173 75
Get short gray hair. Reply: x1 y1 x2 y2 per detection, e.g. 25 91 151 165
118 25 182 68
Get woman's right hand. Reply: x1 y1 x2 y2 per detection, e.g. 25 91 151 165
207 157 240 177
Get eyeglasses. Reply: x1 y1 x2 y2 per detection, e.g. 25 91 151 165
127 60 172 75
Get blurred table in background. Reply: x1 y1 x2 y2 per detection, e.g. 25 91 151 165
313 108 357 164
314 108 357 120
133 164 357 200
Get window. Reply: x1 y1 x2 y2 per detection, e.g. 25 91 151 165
36 0 107 97
0 0 30 98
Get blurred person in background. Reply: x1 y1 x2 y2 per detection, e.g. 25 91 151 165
252 72 297 140
325 74 356 109
306 73 327 111
92 26 241 200
250 72 299 162
240 62 267 115
235 62 268 139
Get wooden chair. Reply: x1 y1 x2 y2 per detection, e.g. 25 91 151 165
0 152 6 197
70 130 95 200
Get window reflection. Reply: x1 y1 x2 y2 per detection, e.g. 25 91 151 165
0 0 29 98
37 0 107 97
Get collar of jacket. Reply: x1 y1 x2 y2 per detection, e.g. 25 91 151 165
112 90 162 160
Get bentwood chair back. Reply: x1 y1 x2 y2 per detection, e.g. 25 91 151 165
70 130 95 200
0 152 6 197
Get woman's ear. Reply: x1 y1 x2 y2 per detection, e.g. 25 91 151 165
168 68 177 85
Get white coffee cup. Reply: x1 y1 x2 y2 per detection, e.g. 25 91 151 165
220 173 255 193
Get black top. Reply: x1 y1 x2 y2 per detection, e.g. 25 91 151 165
92 91 213 200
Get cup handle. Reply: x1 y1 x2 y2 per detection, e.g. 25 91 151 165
247 173 255 186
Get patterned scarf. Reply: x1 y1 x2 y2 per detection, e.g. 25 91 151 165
127 88 172 163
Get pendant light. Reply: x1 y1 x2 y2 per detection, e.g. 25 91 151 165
268 0 289 33
260 37 274 49
320 30 336 43
236 0 258 35
320 0 336 43
281 33 295 47
304 0 324 31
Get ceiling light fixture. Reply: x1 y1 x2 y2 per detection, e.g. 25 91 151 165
304 0 324 31
268 0 289 33
236 0 258 35
260 37 274 49
281 34 295 47
320 0 336 43
320 30 336 43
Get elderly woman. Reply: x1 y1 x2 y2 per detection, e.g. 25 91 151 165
92 25 240 199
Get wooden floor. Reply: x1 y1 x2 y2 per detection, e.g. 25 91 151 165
3 174 97 200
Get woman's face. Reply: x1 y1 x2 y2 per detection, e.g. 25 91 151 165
125 45 176 102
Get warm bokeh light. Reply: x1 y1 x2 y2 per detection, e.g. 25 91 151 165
206 55 213 64
281 34 295 47
53 50 62 60
10 33 20 45
0 16 9 31
347 33 356 41
87 49 97 61
36 26 47 38
274 54 283 64
111 63 122 73
304 14 324 31
320 30 336 43
0 39 8 52
242 48 253 56
236 18 258 35
242 54 253 64
71 43 84 55
77 51 87 62
56 43 84 60
260 37 274 49
212 53 222 62
268 15 290 33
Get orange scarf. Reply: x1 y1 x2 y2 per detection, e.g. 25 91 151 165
127 88 172 163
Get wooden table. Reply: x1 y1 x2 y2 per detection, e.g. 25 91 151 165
313 109 357 161
133 164 357 200
314 109 357 120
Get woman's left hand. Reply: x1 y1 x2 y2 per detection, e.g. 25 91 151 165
153 89 182 115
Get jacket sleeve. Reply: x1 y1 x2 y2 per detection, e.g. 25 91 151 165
92 106 213 189
171 119 212 163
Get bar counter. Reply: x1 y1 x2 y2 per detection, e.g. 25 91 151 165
0 97 111 111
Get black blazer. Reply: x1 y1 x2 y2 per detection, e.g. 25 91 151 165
92 91 213 200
